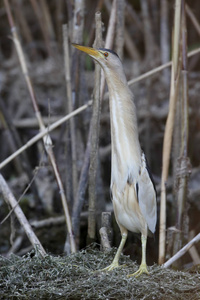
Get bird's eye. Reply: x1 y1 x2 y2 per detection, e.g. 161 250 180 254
104 52 109 58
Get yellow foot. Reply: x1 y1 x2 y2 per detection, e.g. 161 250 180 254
96 262 126 273
101 262 119 272
93 262 119 274
127 263 149 278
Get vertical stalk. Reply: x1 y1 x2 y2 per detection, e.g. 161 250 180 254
13 0 37 57
29 0 52 56
186 4 200 36
100 0 117 100
141 0 158 64
180 1 188 160
87 12 103 243
56 0 64 48
172 0 191 260
63 24 77 208
115 0 125 60
71 136 90 246
141 0 158 162
40 0 55 42
160 0 170 85
159 0 181 265
71 0 85 104
70 0 85 204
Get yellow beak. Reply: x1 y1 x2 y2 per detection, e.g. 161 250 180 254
72 43 100 58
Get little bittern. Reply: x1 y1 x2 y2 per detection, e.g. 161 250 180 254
72 43 157 277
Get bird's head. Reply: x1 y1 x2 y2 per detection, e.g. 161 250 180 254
72 43 122 73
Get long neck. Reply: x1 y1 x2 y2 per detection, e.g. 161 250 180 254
104 68 141 189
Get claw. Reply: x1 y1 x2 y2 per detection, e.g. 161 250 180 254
102 262 127 271
127 263 149 278
93 262 119 274
101 261 119 272
95 262 126 274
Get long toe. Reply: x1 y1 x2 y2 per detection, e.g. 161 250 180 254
100 261 120 272
127 263 149 278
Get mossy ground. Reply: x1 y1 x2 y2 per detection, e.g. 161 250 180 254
0 245 200 299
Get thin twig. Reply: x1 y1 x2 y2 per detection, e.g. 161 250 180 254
0 173 46 257
11 116 63 128
164 233 200 268
188 230 200 265
0 102 92 170
186 4 200 36
1 165 41 225
128 47 200 86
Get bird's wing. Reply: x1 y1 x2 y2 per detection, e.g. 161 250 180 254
137 153 157 234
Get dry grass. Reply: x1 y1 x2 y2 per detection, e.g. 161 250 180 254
0 245 200 299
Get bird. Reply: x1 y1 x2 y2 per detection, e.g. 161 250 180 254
72 43 157 277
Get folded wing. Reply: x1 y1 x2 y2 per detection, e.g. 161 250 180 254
137 153 157 234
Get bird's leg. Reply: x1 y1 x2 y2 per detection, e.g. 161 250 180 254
101 231 127 272
127 232 149 278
